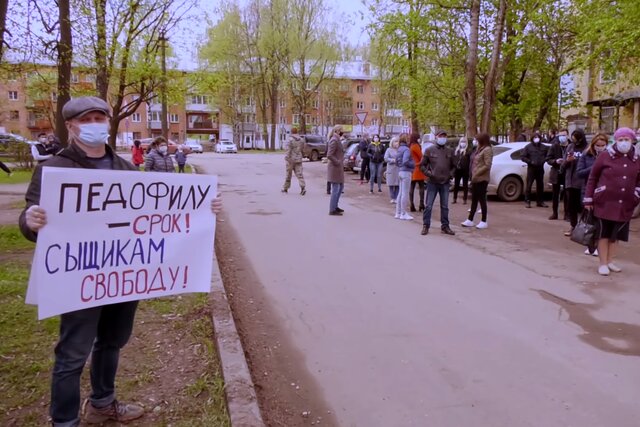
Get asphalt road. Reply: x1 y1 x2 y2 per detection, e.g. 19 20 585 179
192 152 640 427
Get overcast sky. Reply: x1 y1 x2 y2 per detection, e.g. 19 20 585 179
172 0 371 69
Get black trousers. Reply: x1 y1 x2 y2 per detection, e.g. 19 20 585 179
453 169 469 202
566 188 583 228
469 181 488 222
410 180 425 209
551 183 568 217
360 158 370 181
525 166 545 204
0 160 10 175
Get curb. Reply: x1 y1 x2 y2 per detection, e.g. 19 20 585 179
193 165 266 427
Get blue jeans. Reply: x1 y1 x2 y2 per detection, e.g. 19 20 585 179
329 182 344 212
423 182 450 228
51 301 138 426
369 162 383 191
396 171 412 216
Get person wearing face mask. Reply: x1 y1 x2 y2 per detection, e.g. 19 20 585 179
144 136 175 172
545 128 570 220
521 131 549 208
584 127 640 276
19 97 223 427
419 130 456 236
408 133 426 211
384 137 400 203
327 125 346 215
31 132 54 163
395 133 414 220
560 129 589 235
576 133 608 257
367 134 386 193
452 136 471 204
461 133 493 229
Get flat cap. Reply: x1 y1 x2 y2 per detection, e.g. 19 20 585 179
436 130 448 137
62 96 111 120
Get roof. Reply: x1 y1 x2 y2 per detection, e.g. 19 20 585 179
587 88 640 107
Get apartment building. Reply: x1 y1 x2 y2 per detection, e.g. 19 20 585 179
566 67 640 134
0 60 407 148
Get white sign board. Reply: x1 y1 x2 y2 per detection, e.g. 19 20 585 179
27 167 218 319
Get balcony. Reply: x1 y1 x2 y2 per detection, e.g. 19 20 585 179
188 120 218 130
149 121 162 130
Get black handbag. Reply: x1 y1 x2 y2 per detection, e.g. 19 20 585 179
571 209 596 246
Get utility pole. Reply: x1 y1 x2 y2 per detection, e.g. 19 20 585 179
160 30 168 140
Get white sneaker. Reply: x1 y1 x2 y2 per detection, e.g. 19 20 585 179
461 219 475 227
467 208 482 213
584 248 591 255
608 263 622 273
390 199 395 204
592 249 599 257
598 265 610 276
476 221 488 229
400 213 414 221
394 213 401 219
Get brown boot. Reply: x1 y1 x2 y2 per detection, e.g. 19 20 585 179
84 400 144 424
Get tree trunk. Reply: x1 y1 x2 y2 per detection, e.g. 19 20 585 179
269 78 278 151
408 2 419 133
463 0 480 137
94 0 108 100
0 0 9 62
56 0 72 146
480 0 507 134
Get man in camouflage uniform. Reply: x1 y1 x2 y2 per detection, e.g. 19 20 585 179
282 127 306 195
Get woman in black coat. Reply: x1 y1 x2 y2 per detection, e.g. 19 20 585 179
452 137 472 204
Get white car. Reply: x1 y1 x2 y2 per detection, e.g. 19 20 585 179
488 142 552 202
215 140 238 154
185 139 203 153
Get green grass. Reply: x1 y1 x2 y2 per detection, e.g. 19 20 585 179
0 225 35 252
0 230 59 422
174 164 193 173
0 169 33 184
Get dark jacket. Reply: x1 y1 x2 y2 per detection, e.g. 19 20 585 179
453 149 471 172
19 143 137 242
545 138 567 185
397 143 414 172
576 152 597 181
175 151 187 165
561 142 589 189
584 146 640 222
358 140 370 160
521 142 548 168
367 142 386 163
420 144 455 185
327 135 345 183
145 149 175 172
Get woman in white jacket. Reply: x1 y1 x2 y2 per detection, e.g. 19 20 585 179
384 137 400 203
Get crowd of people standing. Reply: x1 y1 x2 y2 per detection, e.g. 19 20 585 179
322 124 640 277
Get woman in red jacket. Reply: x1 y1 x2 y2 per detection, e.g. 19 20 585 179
131 139 144 168
584 127 640 276
409 133 426 211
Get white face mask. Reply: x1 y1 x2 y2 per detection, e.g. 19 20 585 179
39 137 47 143
559 135 568 145
616 140 632 154
533 137 540 143
159 146 168 154
76 123 109 146
437 137 447 146
472 139 478 147
594 145 606 153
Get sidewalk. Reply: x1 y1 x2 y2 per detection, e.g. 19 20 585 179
0 182 29 195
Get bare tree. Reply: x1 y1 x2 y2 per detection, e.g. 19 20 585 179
56 0 72 145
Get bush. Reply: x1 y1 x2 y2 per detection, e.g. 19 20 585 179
0 142 34 170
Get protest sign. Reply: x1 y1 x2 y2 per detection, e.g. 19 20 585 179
27 167 218 319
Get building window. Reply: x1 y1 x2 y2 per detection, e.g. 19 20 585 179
132 113 141 123
85 74 96 83
279 99 286 108
304 114 311 124
148 111 161 122
599 69 617 84
279 116 287 124
356 101 365 110
372 86 379 94
372 102 379 111
356 85 364 94
401 119 409 127
170 113 179 123
8 91 18 100
371 118 378 126
245 96 254 106
313 100 319 109
133 131 142 140
305 80 312 90
325 101 334 109
71 74 79 83
190 95 211 105
292 114 300 124
600 106 615 134
339 83 349 91
227 98 234 107
9 110 19 120
311 116 318 125
51 92 58 102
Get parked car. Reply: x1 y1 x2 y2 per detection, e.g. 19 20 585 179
139 138 191 155
185 139 204 153
301 134 327 161
353 152 387 184
343 143 359 171
215 140 238 153
488 142 552 202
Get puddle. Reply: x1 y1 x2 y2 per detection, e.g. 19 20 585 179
534 289 640 357
246 211 282 216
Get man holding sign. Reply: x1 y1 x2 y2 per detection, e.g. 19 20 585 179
19 97 222 427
